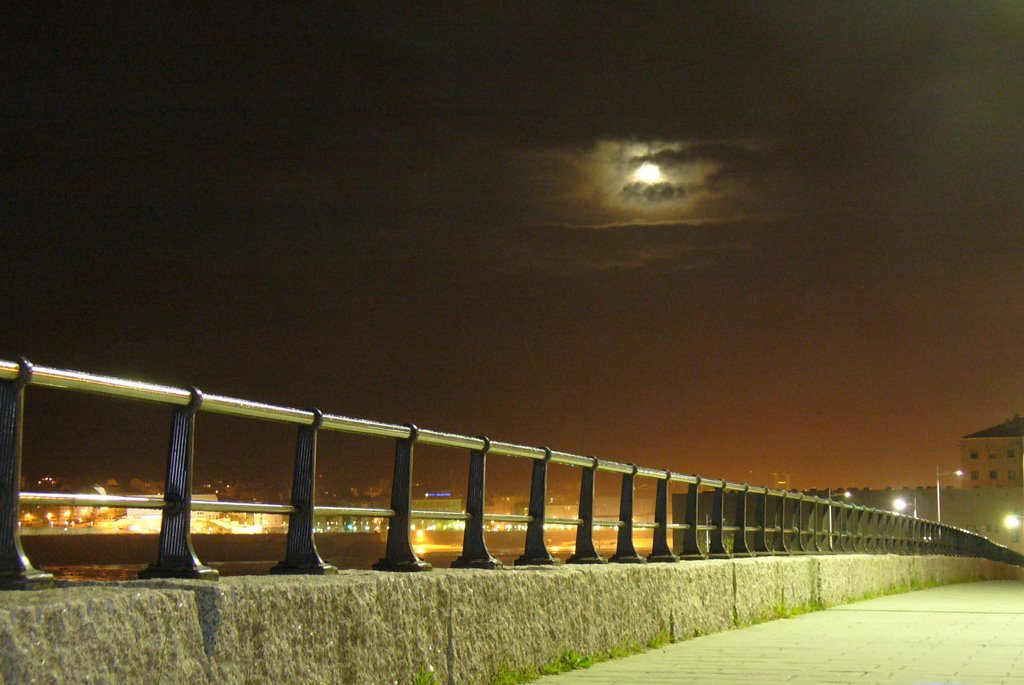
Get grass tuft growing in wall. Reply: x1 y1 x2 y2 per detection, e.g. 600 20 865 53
412 666 439 685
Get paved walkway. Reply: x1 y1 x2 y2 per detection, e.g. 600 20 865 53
536 580 1024 685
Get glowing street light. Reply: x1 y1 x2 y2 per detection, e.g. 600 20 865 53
826 489 852 544
893 496 917 517
1005 514 1021 530
935 467 963 523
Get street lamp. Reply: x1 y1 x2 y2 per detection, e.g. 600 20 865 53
1005 514 1021 544
826 489 851 544
893 495 917 517
935 467 964 523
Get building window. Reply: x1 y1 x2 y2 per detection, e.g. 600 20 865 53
989 452 997 459
1009 449 1017 459
989 470 998 480
971 471 979 480
1009 470 1018 481
970 451 978 459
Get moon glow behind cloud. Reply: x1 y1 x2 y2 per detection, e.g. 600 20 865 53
633 162 663 184
580 140 761 224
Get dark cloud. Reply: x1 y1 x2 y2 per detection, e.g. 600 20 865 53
620 181 688 204
635 142 760 170
469 222 759 275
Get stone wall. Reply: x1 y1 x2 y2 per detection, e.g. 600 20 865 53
1 556 1020 685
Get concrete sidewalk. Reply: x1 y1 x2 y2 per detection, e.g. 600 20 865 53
536 580 1024 685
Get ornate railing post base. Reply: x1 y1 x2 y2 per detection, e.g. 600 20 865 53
139 564 219 581
452 555 503 570
372 558 432 572
514 553 561 567
609 552 646 564
566 553 608 564
269 561 338 576
646 552 679 563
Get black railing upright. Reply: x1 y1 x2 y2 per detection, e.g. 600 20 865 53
1 357 1021 590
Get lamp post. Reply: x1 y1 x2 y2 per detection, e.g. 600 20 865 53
826 489 851 547
935 467 963 523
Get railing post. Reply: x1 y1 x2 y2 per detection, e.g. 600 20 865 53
894 514 907 554
874 511 885 553
453 437 501 569
753 490 772 553
835 505 851 552
648 471 678 562
794 495 808 553
878 510 889 553
811 498 824 553
884 509 901 552
856 505 872 552
831 502 842 551
680 478 704 558
140 387 218 580
708 483 730 557
611 465 644 563
825 501 835 552
516 448 559 566
896 515 907 554
850 505 861 553
869 509 880 553
0 358 53 590
373 424 431 572
852 507 866 553
732 485 752 557
271 409 337 576
910 517 920 554
776 494 791 553
568 458 607 564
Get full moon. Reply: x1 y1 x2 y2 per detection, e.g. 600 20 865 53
633 161 663 184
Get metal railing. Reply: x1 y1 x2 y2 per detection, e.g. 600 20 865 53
1 357 1021 589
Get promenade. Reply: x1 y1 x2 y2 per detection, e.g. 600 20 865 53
537 580 1024 685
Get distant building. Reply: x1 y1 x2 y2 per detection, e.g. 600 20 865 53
959 414 1024 489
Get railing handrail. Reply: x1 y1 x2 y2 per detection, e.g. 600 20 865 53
0 359 784 493
1 356 1021 589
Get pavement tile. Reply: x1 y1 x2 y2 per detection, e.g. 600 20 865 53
536 581 1024 685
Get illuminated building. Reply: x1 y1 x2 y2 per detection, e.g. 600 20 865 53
959 415 1024 489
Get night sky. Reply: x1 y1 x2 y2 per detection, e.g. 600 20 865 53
3 3 1023 493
